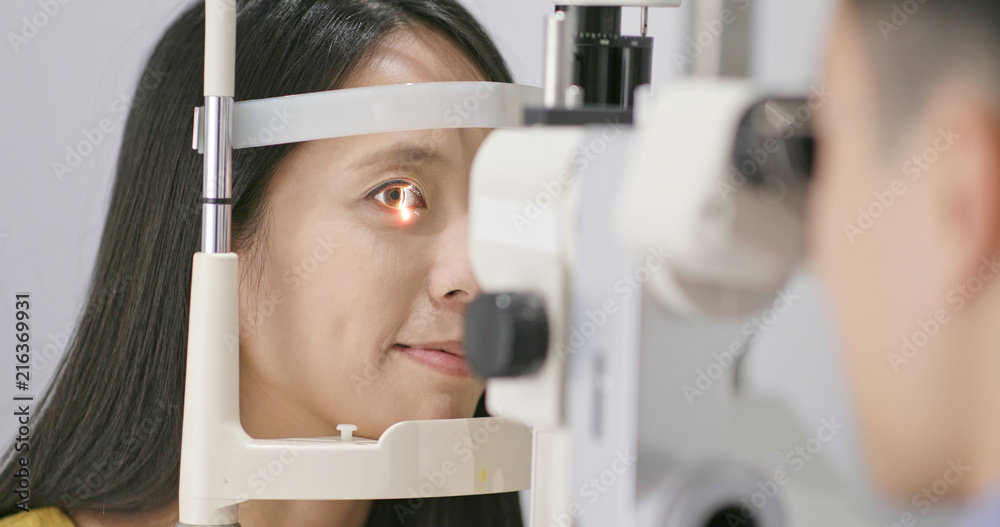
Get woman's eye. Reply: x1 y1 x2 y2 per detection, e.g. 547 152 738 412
371 181 426 217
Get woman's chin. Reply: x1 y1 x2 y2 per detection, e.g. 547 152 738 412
359 404 479 439
408 394 481 421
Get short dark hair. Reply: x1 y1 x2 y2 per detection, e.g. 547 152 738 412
847 0 1000 137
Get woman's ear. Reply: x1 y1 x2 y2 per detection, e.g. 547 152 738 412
928 84 1000 293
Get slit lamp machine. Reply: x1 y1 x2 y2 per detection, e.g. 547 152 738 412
177 1 869 526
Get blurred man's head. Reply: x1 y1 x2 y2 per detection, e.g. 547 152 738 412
810 0 1000 501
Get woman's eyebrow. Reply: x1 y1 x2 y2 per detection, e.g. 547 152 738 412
348 141 446 171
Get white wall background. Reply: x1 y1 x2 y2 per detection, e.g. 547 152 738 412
2 0 924 523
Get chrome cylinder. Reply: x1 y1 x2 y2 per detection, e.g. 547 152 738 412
543 10 571 109
691 0 752 77
201 95 233 254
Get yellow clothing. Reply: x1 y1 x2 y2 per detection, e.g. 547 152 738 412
0 508 74 527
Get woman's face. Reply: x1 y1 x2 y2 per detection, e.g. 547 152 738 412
237 25 494 440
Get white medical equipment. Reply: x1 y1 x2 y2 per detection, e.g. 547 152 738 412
176 2 542 525
176 1 869 526
465 2 870 527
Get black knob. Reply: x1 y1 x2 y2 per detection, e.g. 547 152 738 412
465 293 550 378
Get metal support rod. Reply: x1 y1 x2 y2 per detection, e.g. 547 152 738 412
543 10 571 109
201 95 233 254
690 0 752 77
640 6 649 37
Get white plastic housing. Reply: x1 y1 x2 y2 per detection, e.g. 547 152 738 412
616 79 806 318
469 128 588 527
204 0 235 97
228 83 542 149
469 128 587 428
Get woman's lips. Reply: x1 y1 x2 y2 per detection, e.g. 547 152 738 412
393 344 473 378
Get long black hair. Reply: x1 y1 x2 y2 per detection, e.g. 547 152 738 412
0 1 522 525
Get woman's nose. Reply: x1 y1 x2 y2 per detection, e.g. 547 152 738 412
427 216 482 306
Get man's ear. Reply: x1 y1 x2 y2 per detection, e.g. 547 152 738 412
929 85 1000 292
